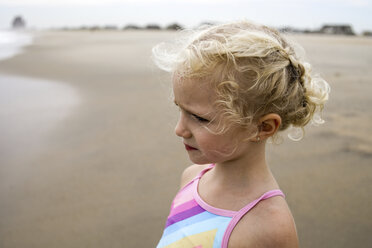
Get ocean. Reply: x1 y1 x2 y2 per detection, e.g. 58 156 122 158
0 29 33 61
0 30 81 166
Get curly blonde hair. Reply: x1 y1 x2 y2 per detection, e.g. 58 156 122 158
152 20 330 141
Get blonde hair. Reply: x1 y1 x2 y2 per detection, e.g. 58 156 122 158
152 20 330 141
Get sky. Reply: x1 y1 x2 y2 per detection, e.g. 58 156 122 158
0 0 371 33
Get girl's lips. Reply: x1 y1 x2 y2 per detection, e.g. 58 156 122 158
184 144 197 151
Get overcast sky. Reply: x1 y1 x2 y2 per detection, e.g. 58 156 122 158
0 0 371 33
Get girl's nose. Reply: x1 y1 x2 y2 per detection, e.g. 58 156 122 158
175 117 192 139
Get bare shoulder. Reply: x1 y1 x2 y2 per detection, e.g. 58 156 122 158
179 164 210 189
229 196 299 248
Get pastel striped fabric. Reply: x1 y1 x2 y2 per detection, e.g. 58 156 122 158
156 164 285 248
156 176 231 248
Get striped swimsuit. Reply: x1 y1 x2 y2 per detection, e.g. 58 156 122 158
156 164 285 248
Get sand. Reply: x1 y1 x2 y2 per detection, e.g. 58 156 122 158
0 30 371 248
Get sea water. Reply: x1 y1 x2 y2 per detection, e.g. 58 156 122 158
0 29 33 61
0 31 81 166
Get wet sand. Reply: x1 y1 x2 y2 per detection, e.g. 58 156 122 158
0 31 371 247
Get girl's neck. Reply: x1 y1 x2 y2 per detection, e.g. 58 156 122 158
197 143 279 211
209 143 278 193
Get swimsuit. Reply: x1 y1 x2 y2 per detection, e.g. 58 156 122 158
156 164 285 248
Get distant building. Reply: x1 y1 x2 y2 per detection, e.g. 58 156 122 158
103 25 118 30
278 26 303 33
123 24 142 30
319 25 355 35
166 23 183 31
145 24 161 30
12 16 26 29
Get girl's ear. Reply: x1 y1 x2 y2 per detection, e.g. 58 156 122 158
255 114 282 141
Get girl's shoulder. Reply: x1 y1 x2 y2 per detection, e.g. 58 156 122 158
179 164 210 189
229 195 299 248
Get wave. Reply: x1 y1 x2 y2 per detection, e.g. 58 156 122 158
0 29 33 61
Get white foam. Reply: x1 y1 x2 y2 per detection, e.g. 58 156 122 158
0 30 33 61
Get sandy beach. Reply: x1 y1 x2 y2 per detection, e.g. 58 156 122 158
0 30 371 247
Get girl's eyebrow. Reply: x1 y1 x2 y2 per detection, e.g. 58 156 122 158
174 100 193 114
173 100 209 117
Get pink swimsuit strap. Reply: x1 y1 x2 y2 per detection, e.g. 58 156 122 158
193 164 285 248
221 189 285 247
194 163 215 180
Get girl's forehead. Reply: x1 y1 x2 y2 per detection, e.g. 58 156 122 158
173 77 213 96
173 77 216 108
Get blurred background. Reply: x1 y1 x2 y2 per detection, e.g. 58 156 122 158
0 1 371 247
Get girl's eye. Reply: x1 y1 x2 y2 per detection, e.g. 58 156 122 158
192 114 209 123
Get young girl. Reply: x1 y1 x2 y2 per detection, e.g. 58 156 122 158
152 20 329 248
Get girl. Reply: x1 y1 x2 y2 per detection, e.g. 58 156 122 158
152 20 329 248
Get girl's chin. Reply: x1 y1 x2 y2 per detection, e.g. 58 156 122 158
188 152 238 165
188 154 214 165
188 156 209 165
